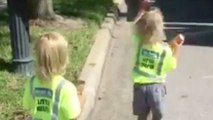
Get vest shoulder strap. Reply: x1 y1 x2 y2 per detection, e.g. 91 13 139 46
30 76 66 120
30 76 36 99
51 79 65 120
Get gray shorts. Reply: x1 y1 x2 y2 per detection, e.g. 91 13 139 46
133 83 166 120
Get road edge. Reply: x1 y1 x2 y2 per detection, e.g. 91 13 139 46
77 2 123 120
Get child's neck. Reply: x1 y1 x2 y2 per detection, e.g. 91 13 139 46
141 38 157 45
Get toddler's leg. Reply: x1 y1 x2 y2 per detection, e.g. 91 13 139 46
138 111 152 120
133 85 150 120
147 84 166 120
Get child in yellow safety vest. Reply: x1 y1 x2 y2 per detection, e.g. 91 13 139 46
23 32 81 120
132 7 184 120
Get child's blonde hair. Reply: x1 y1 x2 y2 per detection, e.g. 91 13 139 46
35 32 68 81
135 7 166 44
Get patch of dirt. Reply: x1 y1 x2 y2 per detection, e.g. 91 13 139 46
7 77 20 90
29 15 86 30
13 111 31 120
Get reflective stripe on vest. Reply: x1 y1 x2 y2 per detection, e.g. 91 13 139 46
157 49 166 75
51 79 65 120
135 45 167 80
133 67 163 81
30 76 36 100
30 77 65 120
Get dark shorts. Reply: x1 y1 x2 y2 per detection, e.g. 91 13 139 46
133 83 166 119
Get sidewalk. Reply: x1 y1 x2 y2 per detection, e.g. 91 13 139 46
88 19 137 120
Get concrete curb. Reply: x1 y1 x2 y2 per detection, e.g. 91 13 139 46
77 3 122 120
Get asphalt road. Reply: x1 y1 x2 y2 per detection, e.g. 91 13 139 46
88 17 213 120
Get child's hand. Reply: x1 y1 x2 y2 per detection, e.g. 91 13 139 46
141 0 150 10
176 34 185 45
169 34 185 48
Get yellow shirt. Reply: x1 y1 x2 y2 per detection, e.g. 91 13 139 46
23 75 81 120
132 35 177 84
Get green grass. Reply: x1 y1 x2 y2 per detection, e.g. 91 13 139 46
53 0 113 24
0 72 26 119
0 0 114 119
0 22 98 120
0 22 99 119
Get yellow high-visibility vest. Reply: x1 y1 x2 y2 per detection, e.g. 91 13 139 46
23 75 81 120
132 35 177 84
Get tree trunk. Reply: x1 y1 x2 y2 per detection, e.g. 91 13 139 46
27 0 56 20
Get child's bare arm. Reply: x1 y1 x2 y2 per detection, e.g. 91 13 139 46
171 47 180 61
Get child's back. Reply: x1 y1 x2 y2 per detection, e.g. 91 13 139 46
132 7 184 120
23 32 81 120
132 35 177 84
